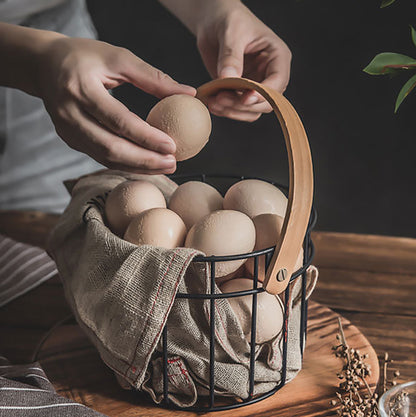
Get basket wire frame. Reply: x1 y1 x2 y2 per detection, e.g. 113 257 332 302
159 174 316 412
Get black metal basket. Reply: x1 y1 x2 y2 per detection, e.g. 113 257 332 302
159 173 316 412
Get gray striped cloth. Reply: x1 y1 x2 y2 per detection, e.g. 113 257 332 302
0 356 105 416
0 235 107 416
0 234 57 308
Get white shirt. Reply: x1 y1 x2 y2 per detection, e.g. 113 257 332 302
0 0 67 24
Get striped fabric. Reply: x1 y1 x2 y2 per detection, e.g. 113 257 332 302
0 234 57 307
0 356 105 416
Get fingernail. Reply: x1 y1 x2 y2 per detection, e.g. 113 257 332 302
179 84 196 95
161 155 176 167
220 67 239 78
160 140 176 154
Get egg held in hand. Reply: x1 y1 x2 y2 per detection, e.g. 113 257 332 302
168 181 223 230
245 213 303 281
223 179 288 219
105 180 166 236
124 208 186 249
220 278 284 344
185 210 255 278
146 94 211 161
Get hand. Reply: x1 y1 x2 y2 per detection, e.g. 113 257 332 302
36 37 196 174
195 1 292 122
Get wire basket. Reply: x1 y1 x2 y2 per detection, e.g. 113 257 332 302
158 78 316 412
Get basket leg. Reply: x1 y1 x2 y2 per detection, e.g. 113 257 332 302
248 256 259 398
209 261 216 408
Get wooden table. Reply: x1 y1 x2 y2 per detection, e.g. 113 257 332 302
1 211 415 415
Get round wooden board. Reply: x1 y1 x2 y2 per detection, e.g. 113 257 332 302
38 301 379 417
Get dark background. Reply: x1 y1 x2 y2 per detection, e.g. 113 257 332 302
87 0 416 238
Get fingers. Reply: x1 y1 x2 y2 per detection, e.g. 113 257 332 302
118 49 196 99
217 29 245 79
54 103 177 174
212 90 272 112
79 78 177 155
206 90 271 121
210 106 262 122
261 46 292 93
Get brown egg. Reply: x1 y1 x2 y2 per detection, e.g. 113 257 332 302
245 213 303 281
215 264 246 286
223 179 287 218
124 208 186 249
146 94 211 161
168 181 223 230
185 210 255 278
105 180 166 236
220 278 284 344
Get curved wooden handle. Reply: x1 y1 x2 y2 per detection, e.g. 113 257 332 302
196 78 314 295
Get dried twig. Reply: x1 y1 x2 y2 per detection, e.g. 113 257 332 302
331 318 407 416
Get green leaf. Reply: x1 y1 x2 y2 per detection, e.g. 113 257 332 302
363 52 416 75
411 26 416 48
381 0 396 7
395 73 416 112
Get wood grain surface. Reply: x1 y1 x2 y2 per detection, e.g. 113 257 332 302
35 302 378 417
1 211 415 416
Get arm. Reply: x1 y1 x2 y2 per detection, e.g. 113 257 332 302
159 0 292 122
0 22 196 174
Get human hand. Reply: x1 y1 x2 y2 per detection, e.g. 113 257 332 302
195 1 292 122
36 37 196 174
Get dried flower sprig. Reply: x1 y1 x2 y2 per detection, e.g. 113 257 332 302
330 317 406 417
331 317 378 416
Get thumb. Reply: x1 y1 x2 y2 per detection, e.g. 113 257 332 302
121 52 196 98
217 35 245 78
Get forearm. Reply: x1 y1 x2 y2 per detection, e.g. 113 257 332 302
158 0 241 35
0 22 65 96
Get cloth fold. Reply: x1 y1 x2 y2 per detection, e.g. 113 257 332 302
47 169 317 407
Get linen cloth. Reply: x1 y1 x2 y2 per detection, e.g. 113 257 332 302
48 169 317 407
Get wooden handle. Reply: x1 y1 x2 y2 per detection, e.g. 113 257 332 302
196 78 314 295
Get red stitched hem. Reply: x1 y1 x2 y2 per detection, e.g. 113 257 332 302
134 251 198 384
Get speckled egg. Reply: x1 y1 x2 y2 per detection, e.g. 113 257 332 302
223 179 287 218
105 180 166 236
220 278 284 344
168 181 223 230
185 210 255 278
146 94 211 161
124 208 186 248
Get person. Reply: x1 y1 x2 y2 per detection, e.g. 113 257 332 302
0 0 292 213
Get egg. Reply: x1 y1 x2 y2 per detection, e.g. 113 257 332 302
105 180 166 236
185 210 255 278
223 179 288 218
215 264 246 286
245 213 303 281
220 278 284 344
146 94 211 161
124 208 186 248
168 181 223 230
